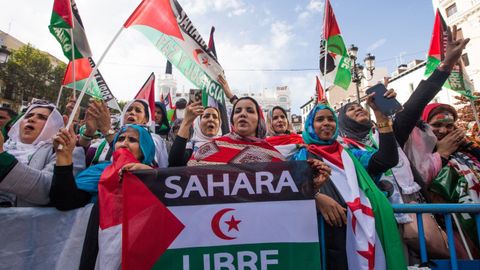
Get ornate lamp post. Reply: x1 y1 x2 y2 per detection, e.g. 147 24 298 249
348 44 375 103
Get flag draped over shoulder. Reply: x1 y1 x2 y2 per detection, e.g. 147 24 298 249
62 58 121 111
49 0 92 60
124 0 226 105
122 161 320 270
134 72 156 127
319 0 351 91
425 9 476 99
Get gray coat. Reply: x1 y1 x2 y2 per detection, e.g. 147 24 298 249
0 144 85 207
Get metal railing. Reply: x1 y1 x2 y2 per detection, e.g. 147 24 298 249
318 204 480 270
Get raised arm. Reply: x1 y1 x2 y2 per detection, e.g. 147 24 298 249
394 26 470 147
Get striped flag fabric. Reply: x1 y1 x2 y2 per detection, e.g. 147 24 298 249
48 0 92 60
319 0 351 91
424 9 476 99
134 72 156 126
122 161 320 270
62 58 121 111
124 0 226 105
315 75 326 103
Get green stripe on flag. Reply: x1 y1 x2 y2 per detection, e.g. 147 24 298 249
65 78 102 99
131 25 225 104
345 149 406 270
153 242 320 270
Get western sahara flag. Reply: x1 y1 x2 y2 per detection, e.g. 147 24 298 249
49 0 92 60
62 57 121 111
424 9 477 99
122 161 320 270
134 72 157 128
319 0 351 91
124 0 226 105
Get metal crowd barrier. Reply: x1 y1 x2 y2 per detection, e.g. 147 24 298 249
318 203 480 270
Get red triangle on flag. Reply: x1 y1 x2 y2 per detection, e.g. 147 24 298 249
316 76 325 102
124 0 183 41
122 172 185 270
323 0 341 39
52 0 73 27
98 148 140 230
427 9 448 61
62 58 93 86
135 72 156 123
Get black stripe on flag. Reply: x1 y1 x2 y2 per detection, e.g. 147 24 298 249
132 161 314 207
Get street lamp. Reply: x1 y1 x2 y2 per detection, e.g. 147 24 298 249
348 44 375 103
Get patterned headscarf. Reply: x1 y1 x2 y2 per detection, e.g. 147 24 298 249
302 104 339 145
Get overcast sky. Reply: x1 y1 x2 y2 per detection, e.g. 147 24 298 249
0 0 435 114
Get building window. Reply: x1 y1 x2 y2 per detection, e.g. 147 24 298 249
446 3 457 17
457 28 463 39
462 53 470 66
279 97 287 102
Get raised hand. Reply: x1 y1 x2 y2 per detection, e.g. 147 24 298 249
441 25 470 71
54 127 77 166
307 158 332 190
436 128 465 158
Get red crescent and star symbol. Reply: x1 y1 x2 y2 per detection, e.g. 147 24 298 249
193 49 211 67
211 208 241 240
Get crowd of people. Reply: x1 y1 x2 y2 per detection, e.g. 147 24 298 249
0 27 479 269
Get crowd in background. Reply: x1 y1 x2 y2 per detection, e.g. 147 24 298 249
0 27 479 269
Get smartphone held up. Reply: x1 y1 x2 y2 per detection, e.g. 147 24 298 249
365 84 403 116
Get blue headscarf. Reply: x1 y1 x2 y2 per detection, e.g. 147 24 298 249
302 104 339 145
75 124 155 194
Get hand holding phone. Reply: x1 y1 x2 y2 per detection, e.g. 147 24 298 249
365 84 403 116
189 89 202 104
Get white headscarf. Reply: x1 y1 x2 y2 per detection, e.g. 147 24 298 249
120 99 154 131
186 111 222 152
4 103 63 164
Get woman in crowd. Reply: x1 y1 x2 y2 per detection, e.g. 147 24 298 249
50 124 155 269
295 99 405 270
419 103 480 254
265 106 304 159
169 101 222 166
188 97 286 165
50 124 155 209
188 96 330 202
0 102 84 207
81 99 168 168
154 101 170 140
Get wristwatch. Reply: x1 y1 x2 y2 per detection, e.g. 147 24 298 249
103 129 116 137
376 119 393 128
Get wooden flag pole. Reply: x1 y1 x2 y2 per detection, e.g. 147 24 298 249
322 2 329 104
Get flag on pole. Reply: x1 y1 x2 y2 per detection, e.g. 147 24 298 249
48 0 92 60
319 0 351 91
124 0 226 105
122 161 320 270
315 76 326 102
424 9 477 99
205 26 230 134
134 72 156 126
62 58 121 111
